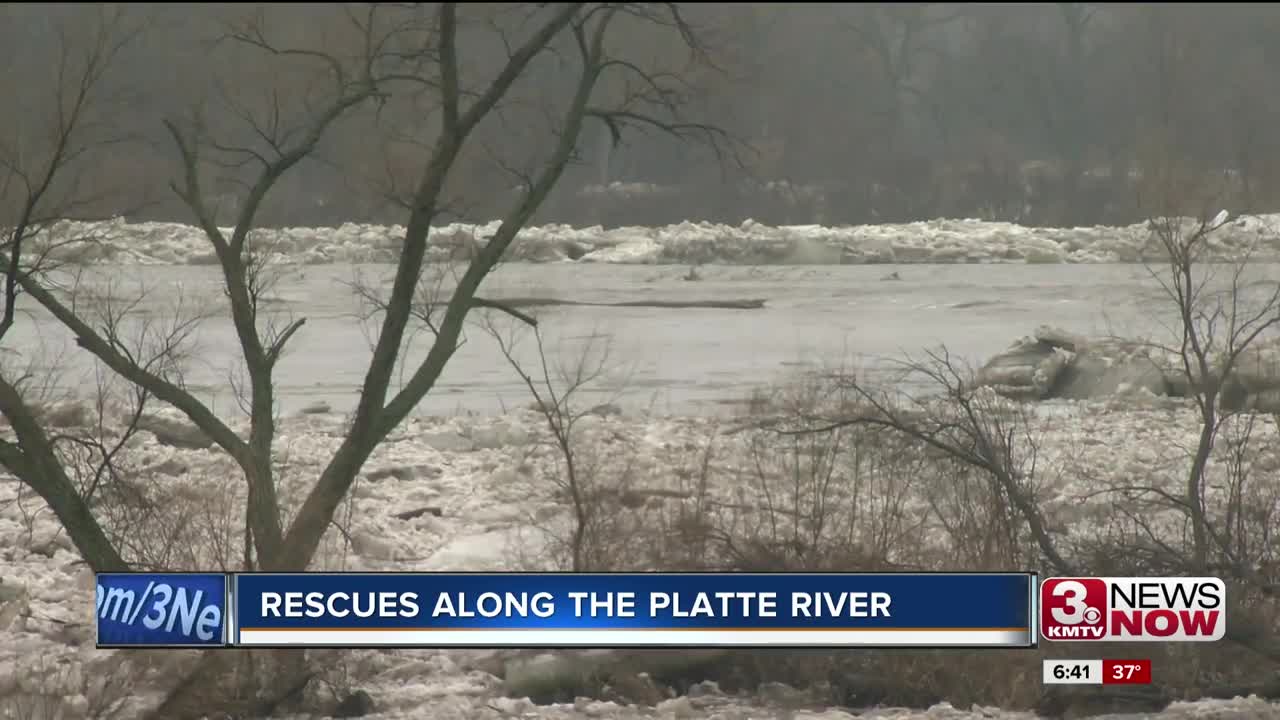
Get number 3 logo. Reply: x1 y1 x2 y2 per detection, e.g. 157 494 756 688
1050 580 1090 625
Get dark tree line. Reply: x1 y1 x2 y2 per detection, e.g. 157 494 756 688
5 3 1279 230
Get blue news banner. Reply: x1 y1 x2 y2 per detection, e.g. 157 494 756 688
97 572 1038 649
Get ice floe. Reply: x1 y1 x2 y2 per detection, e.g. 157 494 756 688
21 212 1280 267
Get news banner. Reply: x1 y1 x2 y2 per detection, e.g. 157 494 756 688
95 572 1228 686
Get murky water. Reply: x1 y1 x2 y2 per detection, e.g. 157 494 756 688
7 262 1212 418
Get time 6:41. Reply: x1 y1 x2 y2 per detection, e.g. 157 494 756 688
1043 659 1102 685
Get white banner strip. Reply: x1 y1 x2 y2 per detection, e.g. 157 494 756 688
237 628 1031 647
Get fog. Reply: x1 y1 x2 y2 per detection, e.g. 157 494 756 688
4 3 1277 229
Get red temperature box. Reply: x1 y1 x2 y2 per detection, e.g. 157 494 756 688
1102 659 1152 685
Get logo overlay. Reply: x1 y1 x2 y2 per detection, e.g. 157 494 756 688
96 573 228 647
1040 577 1225 642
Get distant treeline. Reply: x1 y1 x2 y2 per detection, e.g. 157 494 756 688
123 165 1234 230
7 3 1278 229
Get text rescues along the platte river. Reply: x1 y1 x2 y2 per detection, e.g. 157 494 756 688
259 590 894 620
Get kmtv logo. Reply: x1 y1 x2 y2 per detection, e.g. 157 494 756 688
1040 577 1225 641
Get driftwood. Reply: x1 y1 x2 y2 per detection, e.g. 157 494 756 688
481 296 767 310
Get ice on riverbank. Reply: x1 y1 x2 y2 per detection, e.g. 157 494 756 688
26 213 1280 267
1 402 1277 718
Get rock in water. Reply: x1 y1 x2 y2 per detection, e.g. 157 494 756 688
976 327 1165 402
980 327 1280 411
1049 338 1169 400
975 335 1073 400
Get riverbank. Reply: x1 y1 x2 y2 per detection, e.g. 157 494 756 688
2 398 1278 718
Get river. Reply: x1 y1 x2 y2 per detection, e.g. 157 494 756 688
9 262 1190 418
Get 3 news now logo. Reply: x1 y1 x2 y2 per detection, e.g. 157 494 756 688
1040 577 1225 642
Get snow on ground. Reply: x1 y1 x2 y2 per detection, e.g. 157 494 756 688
1 401 1279 719
26 213 1280 267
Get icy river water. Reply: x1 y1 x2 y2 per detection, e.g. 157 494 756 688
14 262 1185 417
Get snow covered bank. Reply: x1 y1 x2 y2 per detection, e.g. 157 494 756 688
29 213 1280 266
2 403 1278 718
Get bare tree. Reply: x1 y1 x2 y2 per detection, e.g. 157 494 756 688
839 3 959 220
1141 210 1280 570
0 5 145 572
273 2 728 572
1079 206 1280 666
841 4 958 153
778 352 1072 575
489 315 624 573
5 3 729 716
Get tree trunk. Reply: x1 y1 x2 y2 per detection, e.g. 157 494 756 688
1188 403 1216 571
0 378 128 572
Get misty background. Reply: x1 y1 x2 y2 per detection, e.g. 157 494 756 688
5 3 1278 231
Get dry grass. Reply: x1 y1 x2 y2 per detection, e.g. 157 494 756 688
0 653 149 720
522 364 1280 710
